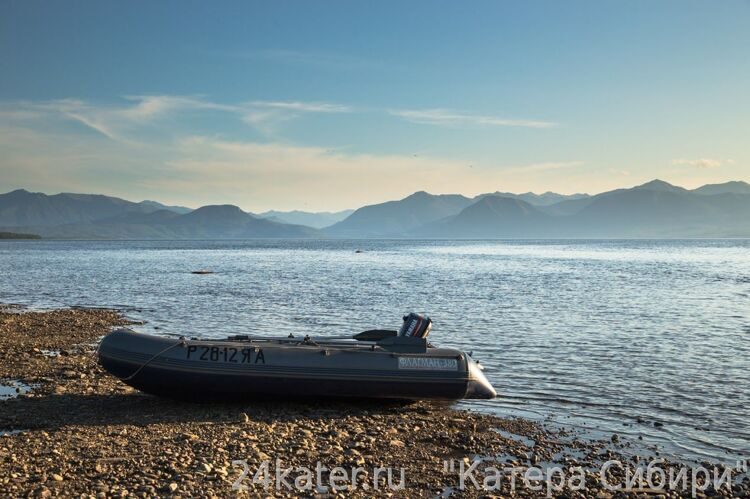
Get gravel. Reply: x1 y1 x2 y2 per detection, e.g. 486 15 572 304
0 306 746 498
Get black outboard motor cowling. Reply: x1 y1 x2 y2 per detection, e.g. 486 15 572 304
398 313 432 338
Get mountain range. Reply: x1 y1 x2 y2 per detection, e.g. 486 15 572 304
1 180 748 239
258 209 354 229
417 180 750 238
325 192 475 237
0 190 318 239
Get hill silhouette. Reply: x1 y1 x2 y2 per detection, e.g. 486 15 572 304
2 179 749 239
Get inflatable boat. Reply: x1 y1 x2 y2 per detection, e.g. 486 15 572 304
97 313 496 401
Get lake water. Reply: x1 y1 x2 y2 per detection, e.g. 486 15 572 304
1 239 748 464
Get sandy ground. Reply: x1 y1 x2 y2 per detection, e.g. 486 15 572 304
0 306 746 498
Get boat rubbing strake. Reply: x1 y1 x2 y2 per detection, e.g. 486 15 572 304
97 313 496 401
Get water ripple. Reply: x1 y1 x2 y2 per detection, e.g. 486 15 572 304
1 238 748 463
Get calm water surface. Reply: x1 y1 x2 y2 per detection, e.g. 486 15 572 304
1 239 748 463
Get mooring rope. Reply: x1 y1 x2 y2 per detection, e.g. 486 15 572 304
118 338 186 381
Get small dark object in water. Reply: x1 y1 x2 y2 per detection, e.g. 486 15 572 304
0 231 41 239
355 250 363 253
654 421 664 428
191 270 214 275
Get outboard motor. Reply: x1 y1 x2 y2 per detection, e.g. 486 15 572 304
398 313 432 338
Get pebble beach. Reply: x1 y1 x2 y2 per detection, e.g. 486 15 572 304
0 306 747 498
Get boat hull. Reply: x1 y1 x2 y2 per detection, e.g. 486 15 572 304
98 329 496 401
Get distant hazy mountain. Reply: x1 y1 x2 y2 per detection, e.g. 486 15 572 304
692 181 750 196
476 191 589 206
537 179 683 217
567 180 750 237
137 200 193 214
325 191 474 237
326 190 591 237
11 205 319 239
3 180 749 239
0 189 193 228
0 189 154 227
635 179 690 193
0 190 319 239
419 195 554 237
416 179 750 238
258 209 354 229
95 209 182 225
159 205 319 238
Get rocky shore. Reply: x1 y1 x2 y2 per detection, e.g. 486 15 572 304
0 306 747 498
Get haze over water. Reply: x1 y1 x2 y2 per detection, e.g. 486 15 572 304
1 239 748 463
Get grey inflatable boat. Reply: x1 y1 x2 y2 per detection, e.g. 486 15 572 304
97 313 496 401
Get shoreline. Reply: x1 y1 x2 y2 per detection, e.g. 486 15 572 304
0 307 746 497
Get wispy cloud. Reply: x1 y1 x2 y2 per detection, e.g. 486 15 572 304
240 100 353 136
672 158 734 169
121 95 237 119
2 96 354 141
248 101 352 113
239 109 295 136
0 95 573 209
389 108 557 129
7 98 119 140
4 97 207 141
0 118 582 211
62 109 120 140
3 97 557 143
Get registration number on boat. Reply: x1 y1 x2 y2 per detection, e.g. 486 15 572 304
398 357 458 371
186 345 265 364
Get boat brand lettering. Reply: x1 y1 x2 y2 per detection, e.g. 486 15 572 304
186 345 265 364
398 357 458 371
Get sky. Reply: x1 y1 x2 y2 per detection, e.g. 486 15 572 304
1 1 749 211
